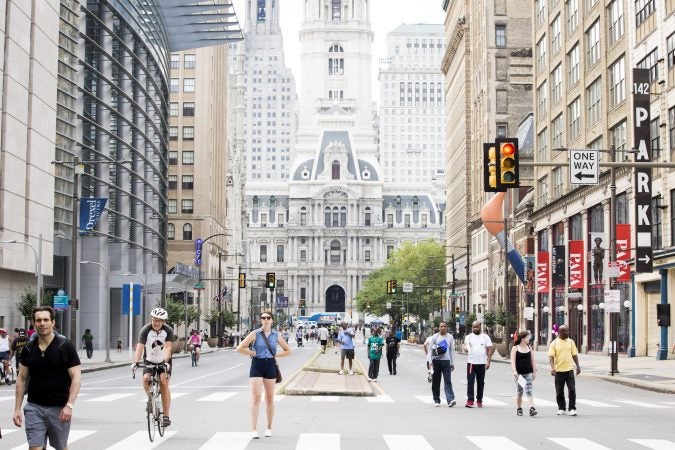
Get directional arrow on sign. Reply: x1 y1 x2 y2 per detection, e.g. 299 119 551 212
574 172 595 181
638 255 651 264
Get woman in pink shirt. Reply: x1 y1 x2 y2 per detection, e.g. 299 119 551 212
189 330 202 365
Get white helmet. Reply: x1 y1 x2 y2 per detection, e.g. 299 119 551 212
150 307 168 320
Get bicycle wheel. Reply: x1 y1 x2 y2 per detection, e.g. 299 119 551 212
156 392 165 437
146 397 155 442
191 350 196 367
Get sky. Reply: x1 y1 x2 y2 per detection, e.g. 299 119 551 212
231 0 444 97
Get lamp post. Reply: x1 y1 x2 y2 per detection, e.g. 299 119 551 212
1 235 43 306
542 306 550 346
576 303 585 349
80 260 111 363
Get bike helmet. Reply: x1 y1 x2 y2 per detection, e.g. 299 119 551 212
0 328 7 334
150 307 168 320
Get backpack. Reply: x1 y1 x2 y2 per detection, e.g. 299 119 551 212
23 334 69 396
431 334 448 357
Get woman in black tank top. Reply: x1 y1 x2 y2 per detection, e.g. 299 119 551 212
509 331 538 417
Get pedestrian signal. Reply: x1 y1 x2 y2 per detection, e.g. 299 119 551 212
238 272 246 288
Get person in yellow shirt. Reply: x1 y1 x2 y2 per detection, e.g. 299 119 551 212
548 325 581 416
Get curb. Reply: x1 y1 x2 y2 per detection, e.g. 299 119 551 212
80 348 221 374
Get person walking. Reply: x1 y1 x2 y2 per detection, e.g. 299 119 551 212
427 322 456 407
337 322 356 375
13 306 81 450
510 330 537 417
367 327 385 381
423 327 439 383
236 311 291 439
385 327 400 375
463 321 493 408
81 329 94 359
295 328 303 347
318 326 330 354
548 325 580 416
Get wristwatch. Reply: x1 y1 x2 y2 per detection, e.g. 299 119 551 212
65 402 74 409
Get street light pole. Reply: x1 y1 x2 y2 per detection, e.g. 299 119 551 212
609 144 619 375
80 260 111 363
1 235 42 306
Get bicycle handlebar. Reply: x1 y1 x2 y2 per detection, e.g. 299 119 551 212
132 362 167 379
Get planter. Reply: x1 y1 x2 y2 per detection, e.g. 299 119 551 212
173 340 185 353
207 337 219 348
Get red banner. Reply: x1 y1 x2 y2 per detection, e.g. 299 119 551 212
616 224 631 282
568 241 584 289
536 251 549 293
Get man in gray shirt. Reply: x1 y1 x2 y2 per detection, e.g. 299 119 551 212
426 322 456 407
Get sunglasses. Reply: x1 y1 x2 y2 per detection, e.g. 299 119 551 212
261 316 272 320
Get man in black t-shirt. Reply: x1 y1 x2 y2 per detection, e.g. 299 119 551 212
13 306 81 449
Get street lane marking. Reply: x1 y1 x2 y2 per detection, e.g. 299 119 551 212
467 436 526 449
200 432 253 449
464 396 507 406
10 430 96 450
531 398 558 407
311 395 340 402
172 363 245 387
616 400 672 409
576 399 618 408
367 395 394 403
629 439 675 449
548 438 612 449
197 392 238 402
274 394 286 401
0 395 14 402
384 434 433 450
105 430 177 449
139 392 188 400
297 433 340 450
86 393 135 402
414 395 435 405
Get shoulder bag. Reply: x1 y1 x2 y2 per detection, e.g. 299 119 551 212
260 331 282 383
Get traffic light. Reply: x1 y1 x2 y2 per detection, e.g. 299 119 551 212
238 272 246 288
483 143 502 193
391 280 397 294
441 297 447 308
386 280 392 294
455 306 460 318
266 272 276 290
496 138 519 188
299 299 305 308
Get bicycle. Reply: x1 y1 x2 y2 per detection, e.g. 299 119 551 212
0 362 14 385
132 362 167 442
190 345 198 367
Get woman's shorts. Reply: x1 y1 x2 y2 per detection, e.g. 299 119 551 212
250 358 277 379
320 339 327 346
516 372 534 397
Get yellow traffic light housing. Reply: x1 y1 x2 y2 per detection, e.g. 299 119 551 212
239 272 246 288
496 138 519 188
386 280 392 294
391 280 397 294
266 272 276 290
483 143 503 192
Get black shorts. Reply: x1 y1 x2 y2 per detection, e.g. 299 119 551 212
320 339 327 346
250 358 277 379
143 359 172 377
341 349 355 360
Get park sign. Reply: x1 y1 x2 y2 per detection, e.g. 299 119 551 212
633 68 653 273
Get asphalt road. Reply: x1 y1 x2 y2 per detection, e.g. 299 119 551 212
1 341 674 449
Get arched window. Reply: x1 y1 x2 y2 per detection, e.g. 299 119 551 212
300 206 307 226
332 207 339 227
330 240 341 264
412 195 419 206
395 195 402 206
340 206 347 227
332 160 340 179
252 195 259 206
325 206 331 226
328 44 344 75
182 223 192 240
364 207 371 226
167 223 175 240
269 195 276 207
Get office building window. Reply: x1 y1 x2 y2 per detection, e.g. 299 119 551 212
568 97 581 139
552 167 563 198
330 240 341 264
387 214 393 228
182 127 195 140
536 0 546 27
567 43 580 85
328 44 344 75
332 161 340 179
551 64 562 104
537 128 548 162
651 117 661 158
567 0 578 33
277 245 285 263
495 24 506 48
609 56 625 108
365 210 371 226
167 223 175 240
182 175 194 190
168 199 177 214
169 127 178 140
168 175 177 189
183 78 195 92
300 249 307 262
586 20 600 66
668 33 675 70
365 250 371 262
181 199 193 214
536 81 547 117
183 102 195 116
182 151 194 165
610 120 628 159
170 78 179 93
635 0 656 28
550 15 561 54
497 124 508 138
536 36 547 73
169 102 178 117
260 245 267 262
182 223 192 240
386 245 394 259
586 77 602 126
652 196 663 249
169 151 178 165
608 0 624 45
300 211 307 226
671 190 675 246
552 114 563 148
669 107 675 160
170 54 179 69
585 0 599 10
184 54 196 69
637 48 659 83
537 176 548 206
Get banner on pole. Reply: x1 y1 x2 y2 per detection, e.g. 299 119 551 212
536 252 549 293
122 283 141 316
79 198 107 235
568 241 584 289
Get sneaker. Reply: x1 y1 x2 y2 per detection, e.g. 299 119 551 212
264 428 272 437
448 400 456 407
348 370 354 375
367 377 372 381
529 407 538 417
162 416 171 427
476 400 483 408
427 372 433 383
372 379 378 382
568 409 577 416
251 431 260 439
516 407 523 416
434 402 440 407
557 409 566 416
465 400 474 408
338 370 344 375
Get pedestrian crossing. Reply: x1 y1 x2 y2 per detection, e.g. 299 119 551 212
4 430 675 449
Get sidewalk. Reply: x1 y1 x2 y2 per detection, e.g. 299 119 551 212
406 341 675 394
282 345 375 396
76 342 222 373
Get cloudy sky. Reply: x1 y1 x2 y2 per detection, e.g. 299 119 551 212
231 0 444 95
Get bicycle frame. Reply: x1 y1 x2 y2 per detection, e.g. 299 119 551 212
133 362 166 441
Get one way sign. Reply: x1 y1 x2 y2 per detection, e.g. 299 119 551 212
569 150 599 185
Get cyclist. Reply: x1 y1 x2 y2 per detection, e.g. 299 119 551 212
132 307 174 428
188 329 202 365
10 328 28 371
0 328 12 382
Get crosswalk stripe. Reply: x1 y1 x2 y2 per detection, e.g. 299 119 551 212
197 392 238 402
274 394 286 401
296 433 340 450
629 439 675 449
576 399 618 408
532 398 558 407
465 396 507 406
10 430 96 450
367 395 394 403
105 430 178 449
661 402 675 406
3 428 19 436
137 392 188 400
467 436 527 449
0 395 14 402
199 431 253 449
87 393 135 402
414 395 435 405
383 434 433 450
548 437 612 449
616 400 672 409
311 395 340 402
